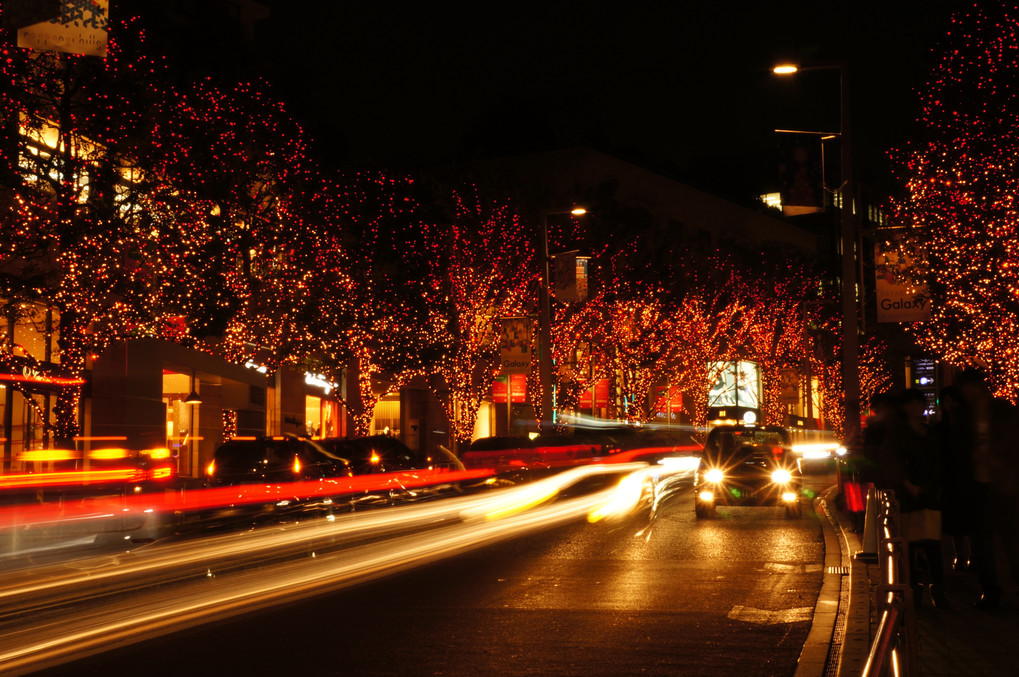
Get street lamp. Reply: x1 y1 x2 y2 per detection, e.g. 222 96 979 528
774 61 861 443
538 207 586 429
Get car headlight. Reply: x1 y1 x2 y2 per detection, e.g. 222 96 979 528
704 468 725 483
771 469 792 484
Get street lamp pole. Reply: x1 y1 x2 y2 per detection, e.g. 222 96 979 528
538 208 586 430
837 64 862 444
775 61 861 443
538 214 554 429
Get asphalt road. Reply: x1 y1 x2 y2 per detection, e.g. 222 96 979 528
40 469 833 677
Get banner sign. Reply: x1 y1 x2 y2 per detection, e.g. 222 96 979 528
553 251 578 302
777 133 824 216
779 368 799 405
595 378 610 409
499 317 532 374
875 238 931 323
653 384 683 419
16 0 109 57
492 374 527 404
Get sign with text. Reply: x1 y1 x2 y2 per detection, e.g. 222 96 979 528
499 317 532 374
16 0 109 57
875 238 931 323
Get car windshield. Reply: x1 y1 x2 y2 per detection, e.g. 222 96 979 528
708 429 786 455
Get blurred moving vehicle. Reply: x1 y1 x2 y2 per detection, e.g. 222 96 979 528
460 434 604 471
205 436 352 486
787 439 847 473
694 424 802 518
461 427 700 473
317 435 431 475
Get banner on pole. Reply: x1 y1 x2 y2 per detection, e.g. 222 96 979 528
874 236 931 323
499 317 532 374
15 0 109 57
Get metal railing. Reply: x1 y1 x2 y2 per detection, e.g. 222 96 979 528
861 489 919 677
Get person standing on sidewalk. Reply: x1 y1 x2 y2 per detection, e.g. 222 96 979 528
933 385 976 572
956 368 1019 609
887 388 948 608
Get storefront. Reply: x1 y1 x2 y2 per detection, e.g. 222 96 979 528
265 364 345 440
90 339 267 478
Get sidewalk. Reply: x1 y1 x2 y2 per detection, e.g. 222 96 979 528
830 498 1019 676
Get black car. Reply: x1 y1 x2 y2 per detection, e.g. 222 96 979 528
206 436 352 486
694 424 802 518
317 435 431 475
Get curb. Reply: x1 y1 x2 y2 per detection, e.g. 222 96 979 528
795 490 846 676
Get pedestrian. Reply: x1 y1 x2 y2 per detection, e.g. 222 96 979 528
847 392 898 530
886 388 948 608
932 385 975 572
860 392 898 485
956 367 1019 609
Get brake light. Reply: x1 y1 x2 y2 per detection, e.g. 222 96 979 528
772 446 784 461
142 447 173 460
150 466 174 480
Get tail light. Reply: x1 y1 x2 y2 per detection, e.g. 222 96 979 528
772 446 784 461
149 466 174 481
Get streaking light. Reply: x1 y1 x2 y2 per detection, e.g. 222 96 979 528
587 468 649 523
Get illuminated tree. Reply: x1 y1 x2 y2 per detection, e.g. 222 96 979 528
736 254 818 425
416 187 537 448
0 17 192 442
890 3 1019 398
298 172 435 436
0 13 333 441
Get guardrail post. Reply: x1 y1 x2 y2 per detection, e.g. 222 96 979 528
856 486 879 562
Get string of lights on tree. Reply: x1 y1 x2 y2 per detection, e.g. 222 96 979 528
890 2 1019 400
414 187 537 444
0 7 888 446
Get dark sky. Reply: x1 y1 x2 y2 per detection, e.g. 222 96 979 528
255 1 968 200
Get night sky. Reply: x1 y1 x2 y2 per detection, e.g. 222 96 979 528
255 1 969 201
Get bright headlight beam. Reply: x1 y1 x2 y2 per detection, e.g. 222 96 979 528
771 469 792 484
704 468 724 483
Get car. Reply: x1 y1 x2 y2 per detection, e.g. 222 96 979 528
206 436 353 486
316 435 431 475
693 424 802 518
787 438 848 473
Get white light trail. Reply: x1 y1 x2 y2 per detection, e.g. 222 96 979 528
0 463 656 675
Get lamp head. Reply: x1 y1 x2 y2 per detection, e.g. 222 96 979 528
773 64 799 75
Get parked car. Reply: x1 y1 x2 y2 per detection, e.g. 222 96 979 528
317 435 431 475
206 436 352 486
694 424 802 518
